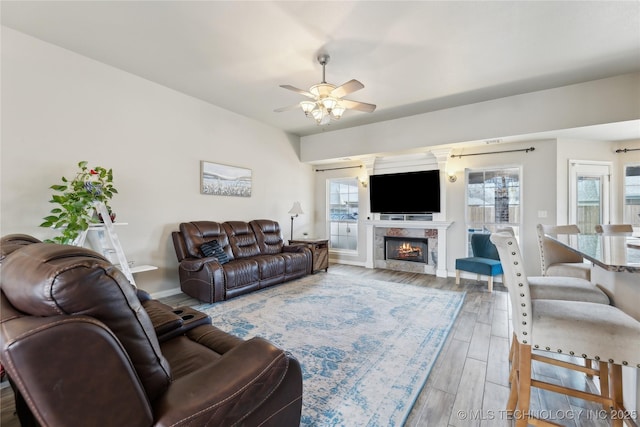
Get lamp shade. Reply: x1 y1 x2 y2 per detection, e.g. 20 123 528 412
311 108 324 123
300 101 316 115
331 103 346 119
288 202 304 216
322 97 338 111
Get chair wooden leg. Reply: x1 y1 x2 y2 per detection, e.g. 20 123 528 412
508 334 515 363
455 269 460 285
515 343 532 427
487 275 493 292
610 364 627 427
507 340 520 413
611 364 623 407
598 361 610 410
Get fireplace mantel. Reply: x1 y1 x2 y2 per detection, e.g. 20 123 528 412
363 220 454 277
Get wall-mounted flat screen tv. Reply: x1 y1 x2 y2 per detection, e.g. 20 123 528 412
369 170 441 213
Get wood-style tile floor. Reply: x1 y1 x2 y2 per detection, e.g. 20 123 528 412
1 264 615 426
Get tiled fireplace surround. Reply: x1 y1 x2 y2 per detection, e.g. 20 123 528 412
364 220 453 277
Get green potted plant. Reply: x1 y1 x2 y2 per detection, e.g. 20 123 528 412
40 161 118 244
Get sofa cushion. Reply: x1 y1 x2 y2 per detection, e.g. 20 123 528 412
224 258 260 291
455 257 503 276
250 219 284 254
179 221 234 261
223 221 261 258
200 240 230 264
1 243 172 402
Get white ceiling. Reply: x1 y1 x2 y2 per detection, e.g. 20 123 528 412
2 1 640 140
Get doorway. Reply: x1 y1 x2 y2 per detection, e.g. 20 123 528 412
569 160 612 233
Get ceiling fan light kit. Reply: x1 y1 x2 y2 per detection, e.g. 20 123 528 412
276 54 376 125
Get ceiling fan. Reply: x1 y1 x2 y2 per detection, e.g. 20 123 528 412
274 54 376 125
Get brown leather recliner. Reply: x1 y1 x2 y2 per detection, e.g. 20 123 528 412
0 239 303 427
172 220 312 303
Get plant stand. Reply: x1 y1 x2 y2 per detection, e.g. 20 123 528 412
75 202 156 287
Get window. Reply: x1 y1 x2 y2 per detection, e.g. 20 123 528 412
328 178 359 251
465 167 521 255
624 164 640 226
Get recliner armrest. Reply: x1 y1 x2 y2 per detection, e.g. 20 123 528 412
142 300 213 343
153 337 298 427
1 315 153 427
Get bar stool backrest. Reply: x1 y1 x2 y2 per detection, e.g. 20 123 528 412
490 232 533 345
595 224 633 235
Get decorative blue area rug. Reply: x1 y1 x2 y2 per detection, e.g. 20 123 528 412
196 273 465 427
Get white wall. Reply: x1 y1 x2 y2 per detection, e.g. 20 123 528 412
300 73 640 163
301 71 640 277
314 141 561 274
614 140 640 223
0 27 314 295
313 139 636 276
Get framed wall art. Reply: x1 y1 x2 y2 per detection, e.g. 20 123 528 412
200 160 252 197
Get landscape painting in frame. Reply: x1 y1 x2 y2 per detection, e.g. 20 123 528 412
201 161 252 197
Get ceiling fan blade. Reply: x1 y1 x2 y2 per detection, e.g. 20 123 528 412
331 79 364 98
280 85 315 99
274 104 302 113
341 99 376 113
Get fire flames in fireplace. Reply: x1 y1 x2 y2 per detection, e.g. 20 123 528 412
384 236 429 264
396 242 423 259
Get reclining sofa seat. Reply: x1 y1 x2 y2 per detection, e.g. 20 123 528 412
0 237 303 427
173 220 312 303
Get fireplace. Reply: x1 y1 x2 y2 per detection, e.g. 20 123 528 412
384 236 429 264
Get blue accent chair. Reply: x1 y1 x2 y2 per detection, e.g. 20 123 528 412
455 233 503 292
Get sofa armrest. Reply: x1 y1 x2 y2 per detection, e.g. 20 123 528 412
153 337 301 427
282 245 310 254
178 256 220 272
178 257 226 302
1 315 153 427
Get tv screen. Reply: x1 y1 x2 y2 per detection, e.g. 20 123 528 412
369 170 441 213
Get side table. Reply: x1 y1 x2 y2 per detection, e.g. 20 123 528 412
289 238 329 273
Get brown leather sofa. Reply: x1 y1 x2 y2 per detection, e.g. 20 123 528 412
172 219 312 303
0 238 303 427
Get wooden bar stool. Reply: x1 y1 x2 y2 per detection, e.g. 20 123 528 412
536 224 592 281
491 232 640 427
498 226 608 303
500 227 610 374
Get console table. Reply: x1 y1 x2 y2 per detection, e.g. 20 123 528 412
289 238 329 273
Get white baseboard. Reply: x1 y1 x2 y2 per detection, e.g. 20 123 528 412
149 287 182 300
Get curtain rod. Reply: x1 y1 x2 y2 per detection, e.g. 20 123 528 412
451 146 535 159
315 165 363 172
616 148 640 153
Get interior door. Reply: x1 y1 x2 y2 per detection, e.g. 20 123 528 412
569 160 612 233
